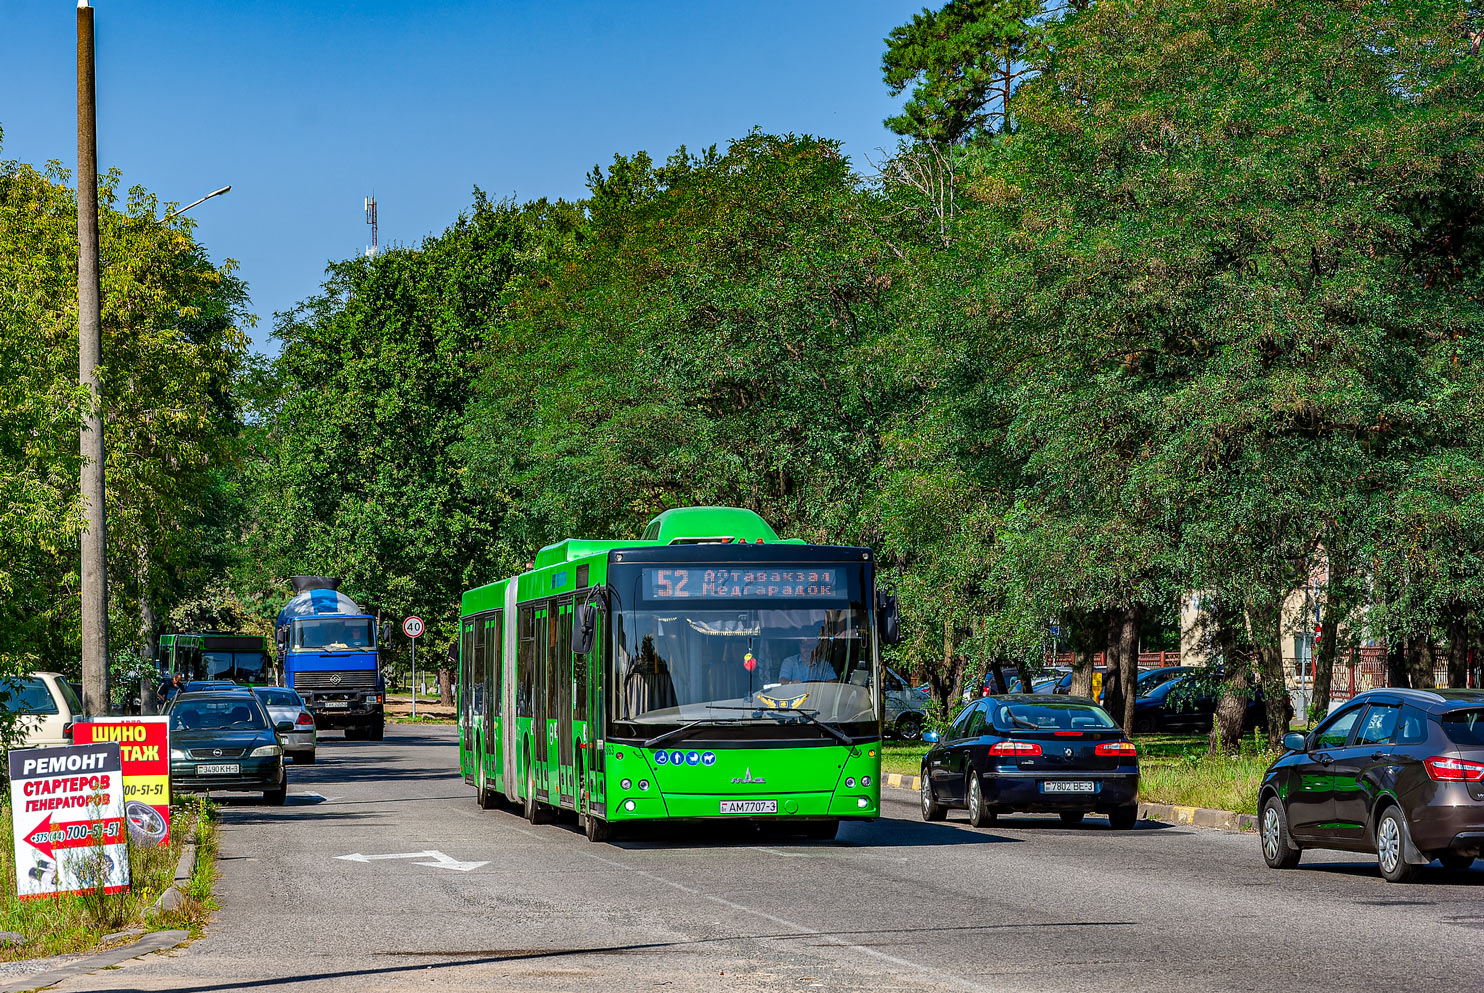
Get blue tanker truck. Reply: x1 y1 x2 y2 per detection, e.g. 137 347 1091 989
275 576 386 740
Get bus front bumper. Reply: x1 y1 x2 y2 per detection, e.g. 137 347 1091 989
606 791 878 821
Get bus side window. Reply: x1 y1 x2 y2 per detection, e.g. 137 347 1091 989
517 606 534 718
488 613 503 719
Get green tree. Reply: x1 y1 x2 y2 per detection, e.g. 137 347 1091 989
0 140 250 698
882 0 1048 144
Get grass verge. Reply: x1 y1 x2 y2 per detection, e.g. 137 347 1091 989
879 732 1276 816
0 794 218 961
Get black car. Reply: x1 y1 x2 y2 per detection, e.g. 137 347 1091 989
920 695 1140 829
1130 673 1275 734
167 691 290 804
1259 687 1484 882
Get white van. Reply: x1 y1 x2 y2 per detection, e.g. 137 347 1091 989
1 673 84 748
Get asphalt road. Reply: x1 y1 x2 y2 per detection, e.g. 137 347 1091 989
53 724 1483 993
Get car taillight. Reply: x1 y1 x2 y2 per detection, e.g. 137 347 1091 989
62 722 74 741
1095 741 1138 757
988 741 1042 756
1424 756 1484 782
296 713 314 726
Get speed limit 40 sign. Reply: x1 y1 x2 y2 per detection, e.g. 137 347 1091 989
402 616 424 639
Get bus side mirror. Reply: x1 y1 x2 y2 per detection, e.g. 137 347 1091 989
877 591 900 646
573 603 597 655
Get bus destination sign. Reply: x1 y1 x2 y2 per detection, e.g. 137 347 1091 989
643 567 843 600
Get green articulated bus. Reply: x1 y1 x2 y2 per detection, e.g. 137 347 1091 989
456 506 898 842
159 632 276 686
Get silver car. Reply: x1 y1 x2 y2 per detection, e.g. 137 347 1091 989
253 686 317 763
884 666 930 740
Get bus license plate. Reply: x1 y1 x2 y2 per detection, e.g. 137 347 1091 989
1043 781 1094 793
720 799 777 814
198 764 239 776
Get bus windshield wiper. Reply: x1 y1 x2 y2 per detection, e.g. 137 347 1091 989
642 719 747 749
706 705 854 747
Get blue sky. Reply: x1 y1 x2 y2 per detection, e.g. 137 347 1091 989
2 1 915 351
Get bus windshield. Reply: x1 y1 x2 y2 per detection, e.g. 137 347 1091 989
203 651 271 682
294 618 375 651
613 605 875 725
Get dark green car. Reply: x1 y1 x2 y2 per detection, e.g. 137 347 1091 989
167 691 289 804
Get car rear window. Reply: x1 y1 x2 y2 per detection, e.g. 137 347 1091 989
170 699 268 731
0 678 59 715
1441 710 1484 746
992 702 1117 731
256 689 301 707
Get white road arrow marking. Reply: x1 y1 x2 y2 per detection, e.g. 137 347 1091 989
335 850 489 872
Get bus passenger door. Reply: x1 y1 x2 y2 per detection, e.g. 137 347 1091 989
555 598 574 808
533 604 549 800
582 611 606 815
485 613 502 784
460 619 475 781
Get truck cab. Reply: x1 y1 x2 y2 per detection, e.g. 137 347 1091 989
276 579 385 740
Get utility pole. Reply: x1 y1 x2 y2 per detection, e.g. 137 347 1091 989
78 1 110 717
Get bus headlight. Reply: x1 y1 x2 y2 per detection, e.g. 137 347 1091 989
861 776 871 786
857 798 870 808
624 800 637 812
639 780 650 791
845 777 855 788
620 778 632 791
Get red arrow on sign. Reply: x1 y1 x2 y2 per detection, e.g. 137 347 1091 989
26 815 55 859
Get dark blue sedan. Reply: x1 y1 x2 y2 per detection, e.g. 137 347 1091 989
920 695 1140 829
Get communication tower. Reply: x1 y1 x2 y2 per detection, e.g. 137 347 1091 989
364 195 378 256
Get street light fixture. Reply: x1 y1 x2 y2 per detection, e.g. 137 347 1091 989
164 185 231 220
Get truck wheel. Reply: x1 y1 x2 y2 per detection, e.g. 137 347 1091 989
344 726 364 741
367 719 384 741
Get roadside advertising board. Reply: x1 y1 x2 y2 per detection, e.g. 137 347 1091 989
7 742 130 898
73 717 171 848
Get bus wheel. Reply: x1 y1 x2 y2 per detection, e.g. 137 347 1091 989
476 768 498 810
582 810 612 843
803 819 838 841
525 770 553 825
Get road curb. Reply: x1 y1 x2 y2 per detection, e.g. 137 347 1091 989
882 775 1257 833
0 930 190 993
149 826 199 915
